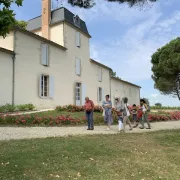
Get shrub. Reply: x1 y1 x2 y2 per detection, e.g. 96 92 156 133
56 105 103 112
151 106 180 110
0 103 35 113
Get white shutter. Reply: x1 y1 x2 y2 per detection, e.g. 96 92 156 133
81 83 86 105
49 76 54 98
76 58 81 75
39 75 42 97
98 68 102 82
41 44 48 66
76 32 80 47
97 88 99 102
102 88 104 101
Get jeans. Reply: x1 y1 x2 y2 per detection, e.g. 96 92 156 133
132 114 137 121
86 111 94 129
141 112 150 128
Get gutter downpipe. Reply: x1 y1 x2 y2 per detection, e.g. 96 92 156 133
12 30 17 105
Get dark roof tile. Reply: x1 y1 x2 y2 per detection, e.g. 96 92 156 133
27 7 90 36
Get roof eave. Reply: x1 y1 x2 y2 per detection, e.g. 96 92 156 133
13 26 67 51
90 59 112 71
0 47 15 55
111 77 141 88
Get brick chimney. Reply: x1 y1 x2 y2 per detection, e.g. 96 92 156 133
42 0 51 39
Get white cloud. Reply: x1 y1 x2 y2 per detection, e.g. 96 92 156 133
151 94 158 98
86 3 180 83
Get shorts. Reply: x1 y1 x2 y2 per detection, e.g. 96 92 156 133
132 114 137 121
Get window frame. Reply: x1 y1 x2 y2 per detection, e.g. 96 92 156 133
40 75 49 98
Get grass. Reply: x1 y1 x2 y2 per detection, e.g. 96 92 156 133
0 130 180 180
32 110 100 118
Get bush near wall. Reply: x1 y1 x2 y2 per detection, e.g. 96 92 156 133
56 105 103 112
0 103 35 113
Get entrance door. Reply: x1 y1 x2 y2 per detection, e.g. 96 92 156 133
75 82 81 106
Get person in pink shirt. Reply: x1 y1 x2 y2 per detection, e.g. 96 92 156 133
84 97 95 130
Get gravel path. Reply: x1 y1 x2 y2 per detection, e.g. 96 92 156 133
0 121 180 141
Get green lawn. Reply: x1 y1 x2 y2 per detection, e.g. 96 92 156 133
1 130 180 180
33 110 100 118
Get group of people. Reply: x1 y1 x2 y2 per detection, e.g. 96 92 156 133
84 95 151 132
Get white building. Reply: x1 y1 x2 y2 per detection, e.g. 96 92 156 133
0 0 141 109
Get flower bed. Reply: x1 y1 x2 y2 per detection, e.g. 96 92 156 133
0 112 106 126
0 110 180 126
56 105 103 112
148 111 180 121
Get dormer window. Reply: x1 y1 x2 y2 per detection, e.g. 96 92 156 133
73 15 80 27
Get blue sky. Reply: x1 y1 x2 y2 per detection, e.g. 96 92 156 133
12 0 180 106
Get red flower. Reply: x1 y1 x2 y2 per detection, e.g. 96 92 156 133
21 120 26 124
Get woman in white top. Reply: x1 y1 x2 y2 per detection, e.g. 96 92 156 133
122 97 132 132
139 99 151 129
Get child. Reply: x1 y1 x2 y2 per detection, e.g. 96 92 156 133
114 97 124 132
131 104 138 128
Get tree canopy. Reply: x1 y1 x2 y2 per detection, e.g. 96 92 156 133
0 0 158 37
0 0 23 37
155 103 162 107
14 20 27 29
68 0 157 8
110 69 121 79
151 37 180 100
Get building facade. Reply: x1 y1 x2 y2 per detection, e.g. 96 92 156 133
0 1 141 109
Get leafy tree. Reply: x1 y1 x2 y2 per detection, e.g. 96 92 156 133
151 38 180 100
155 103 162 107
0 0 23 38
110 69 121 79
68 0 157 8
14 20 27 29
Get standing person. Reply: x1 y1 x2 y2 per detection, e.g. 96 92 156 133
102 95 113 131
84 97 95 130
122 97 133 132
139 99 151 129
137 104 143 126
131 104 138 128
114 97 124 132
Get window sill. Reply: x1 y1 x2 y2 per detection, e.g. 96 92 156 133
39 96 53 99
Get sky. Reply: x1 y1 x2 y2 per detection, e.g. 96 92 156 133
11 0 180 106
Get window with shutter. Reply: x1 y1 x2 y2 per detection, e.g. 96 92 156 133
98 87 102 102
98 68 102 82
39 75 50 98
41 44 49 66
75 58 81 75
76 32 80 47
